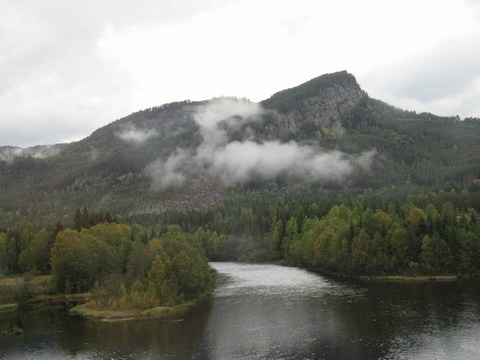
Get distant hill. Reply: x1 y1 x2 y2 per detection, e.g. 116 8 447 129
1 70 479 227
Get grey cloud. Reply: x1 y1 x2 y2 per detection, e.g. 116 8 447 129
0 0 228 147
362 34 480 117
0 0 136 147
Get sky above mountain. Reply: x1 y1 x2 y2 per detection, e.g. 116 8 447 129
1 0 479 147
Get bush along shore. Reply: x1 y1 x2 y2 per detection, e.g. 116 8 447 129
68 287 215 321
4 194 480 321
0 275 214 322
1 222 217 321
0 274 92 311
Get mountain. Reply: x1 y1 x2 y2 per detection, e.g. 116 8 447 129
260 70 366 140
1 71 479 227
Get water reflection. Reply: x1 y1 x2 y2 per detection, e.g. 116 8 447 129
1 263 480 359
206 262 370 359
0 300 213 359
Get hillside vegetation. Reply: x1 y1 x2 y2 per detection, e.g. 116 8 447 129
1 71 480 279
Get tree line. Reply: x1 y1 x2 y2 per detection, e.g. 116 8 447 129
137 184 480 277
2 183 480 305
0 217 215 310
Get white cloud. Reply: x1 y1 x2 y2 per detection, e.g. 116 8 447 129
145 149 191 191
116 126 159 144
145 98 376 189
207 140 375 186
0 0 479 146
0 147 23 163
0 144 62 163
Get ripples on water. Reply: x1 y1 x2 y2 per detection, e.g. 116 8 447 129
384 303 480 360
208 263 480 360
2 262 480 359
212 262 365 304
207 263 369 359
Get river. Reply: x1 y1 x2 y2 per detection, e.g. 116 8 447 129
1 262 480 359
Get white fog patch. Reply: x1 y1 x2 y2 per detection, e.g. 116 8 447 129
208 141 376 185
145 149 191 191
0 145 63 163
116 125 159 144
26 145 63 159
145 98 376 190
195 98 264 149
0 147 23 163
89 147 100 161
195 98 263 132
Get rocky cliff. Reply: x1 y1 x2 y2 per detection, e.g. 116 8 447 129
260 71 366 140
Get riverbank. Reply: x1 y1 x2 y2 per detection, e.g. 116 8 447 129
1 268 217 320
357 275 458 282
69 271 218 321
69 300 196 321
0 274 91 312
0 304 18 313
0 293 92 313
68 280 219 321
304 266 459 283
1 283 209 321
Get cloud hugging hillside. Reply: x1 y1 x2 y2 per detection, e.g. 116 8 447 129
0 71 480 227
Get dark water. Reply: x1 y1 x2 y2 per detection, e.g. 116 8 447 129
1 262 480 359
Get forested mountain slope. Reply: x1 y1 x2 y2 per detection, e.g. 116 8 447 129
0 71 479 228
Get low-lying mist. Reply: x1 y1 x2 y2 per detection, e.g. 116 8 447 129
145 98 376 190
116 125 159 144
0 145 63 163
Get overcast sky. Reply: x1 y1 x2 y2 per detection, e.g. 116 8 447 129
1 0 479 147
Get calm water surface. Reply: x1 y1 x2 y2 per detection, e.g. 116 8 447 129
1 262 480 359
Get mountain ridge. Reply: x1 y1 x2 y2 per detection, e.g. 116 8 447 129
1 70 479 227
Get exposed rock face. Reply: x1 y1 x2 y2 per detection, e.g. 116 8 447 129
0 70 371 218
259 71 366 140
302 81 365 126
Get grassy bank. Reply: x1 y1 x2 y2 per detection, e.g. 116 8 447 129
0 274 52 295
305 266 459 283
0 272 203 321
1 268 217 322
69 300 196 321
69 274 218 321
0 303 18 313
0 274 53 308
0 274 91 310
357 275 458 282
33 293 91 304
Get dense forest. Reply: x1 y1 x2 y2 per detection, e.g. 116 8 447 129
1 71 480 308
1 73 480 231
2 182 480 299
0 217 216 311
137 183 480 276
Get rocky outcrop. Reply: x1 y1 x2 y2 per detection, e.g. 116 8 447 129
259 71 366 140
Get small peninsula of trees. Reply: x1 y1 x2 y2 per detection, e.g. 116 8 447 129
2 183 480 313
0 216 216 311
